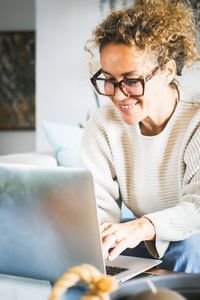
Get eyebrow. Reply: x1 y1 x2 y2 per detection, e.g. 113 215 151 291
101 69 139 77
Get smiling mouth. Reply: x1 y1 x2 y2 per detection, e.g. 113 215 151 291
119 101 139 110
120 104 134 109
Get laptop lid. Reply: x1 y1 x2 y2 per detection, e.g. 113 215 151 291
0 163 105 283
0 163 161 284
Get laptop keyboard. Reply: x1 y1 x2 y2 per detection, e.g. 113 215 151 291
106 265 129 276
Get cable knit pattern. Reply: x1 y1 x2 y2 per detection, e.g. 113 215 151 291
80 95 200 259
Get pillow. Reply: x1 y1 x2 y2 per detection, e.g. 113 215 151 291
121 202 134 220
43 121 84 167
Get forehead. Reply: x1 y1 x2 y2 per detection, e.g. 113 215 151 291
100 43 156 75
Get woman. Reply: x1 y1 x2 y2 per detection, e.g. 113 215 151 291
80 0 200 272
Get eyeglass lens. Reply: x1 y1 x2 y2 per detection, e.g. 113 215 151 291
95 77 143 96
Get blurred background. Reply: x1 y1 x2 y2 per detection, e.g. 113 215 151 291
0 0 134 155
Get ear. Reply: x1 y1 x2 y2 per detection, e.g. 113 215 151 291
164 59 176 85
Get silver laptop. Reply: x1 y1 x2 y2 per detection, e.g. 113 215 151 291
0 163 161 284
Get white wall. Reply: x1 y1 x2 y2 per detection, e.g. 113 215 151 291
0 0 35 155
0 131 35 155
36 0 105 151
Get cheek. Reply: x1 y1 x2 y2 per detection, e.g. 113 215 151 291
145 77 165 99
155 75 166 92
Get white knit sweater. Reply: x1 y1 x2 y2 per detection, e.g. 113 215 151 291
80 95 200 258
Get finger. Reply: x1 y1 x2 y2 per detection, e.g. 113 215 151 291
102 233 117 259
101 224 118 238
100 222 112 233
102 234 116 253
107 239 127 261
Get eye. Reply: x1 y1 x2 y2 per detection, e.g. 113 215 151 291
105 78 114 83
124 79 141 86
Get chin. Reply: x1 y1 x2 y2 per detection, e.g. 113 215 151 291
117 105 143 125
119 111 141 125
122 118 140 125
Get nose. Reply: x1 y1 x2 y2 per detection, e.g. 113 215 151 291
112 85 128 102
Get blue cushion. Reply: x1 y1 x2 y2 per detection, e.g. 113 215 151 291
43 121 84 167
121 202 134 220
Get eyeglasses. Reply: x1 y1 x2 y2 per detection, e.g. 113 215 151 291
90 65 162 97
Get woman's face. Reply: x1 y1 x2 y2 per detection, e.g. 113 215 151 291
100 43 170 125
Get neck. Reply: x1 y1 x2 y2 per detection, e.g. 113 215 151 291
140 90 178 136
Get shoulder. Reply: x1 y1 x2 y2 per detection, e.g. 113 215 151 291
85 102 124 132
178 63 200 105
182 108 200 175
81 103 129 152
182 102 200 146
175 99 200 183
80 103 123 161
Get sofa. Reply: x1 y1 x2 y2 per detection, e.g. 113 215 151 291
0 151 57 167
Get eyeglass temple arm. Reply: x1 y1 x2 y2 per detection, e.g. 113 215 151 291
92 69 103 79
145 63 164 82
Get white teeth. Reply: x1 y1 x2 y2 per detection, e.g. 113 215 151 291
121 104 134 108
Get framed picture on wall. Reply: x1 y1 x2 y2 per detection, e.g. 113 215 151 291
0 31 35 130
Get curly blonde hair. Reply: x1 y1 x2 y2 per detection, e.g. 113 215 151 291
86 0 200 76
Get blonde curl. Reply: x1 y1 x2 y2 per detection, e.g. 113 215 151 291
85 0 200 75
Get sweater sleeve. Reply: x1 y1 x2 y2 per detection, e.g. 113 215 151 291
144 126 200 258
80 115 121 223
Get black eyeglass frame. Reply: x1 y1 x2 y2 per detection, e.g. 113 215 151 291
90 64 162 97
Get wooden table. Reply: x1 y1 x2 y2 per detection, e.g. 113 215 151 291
144 268 184 275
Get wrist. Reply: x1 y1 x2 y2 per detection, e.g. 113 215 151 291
140 217 156 241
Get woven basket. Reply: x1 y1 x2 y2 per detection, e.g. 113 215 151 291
49 264 117 300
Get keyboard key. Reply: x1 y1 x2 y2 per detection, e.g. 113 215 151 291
106 266 129 276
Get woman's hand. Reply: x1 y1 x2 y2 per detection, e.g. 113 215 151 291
100 217 155 261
